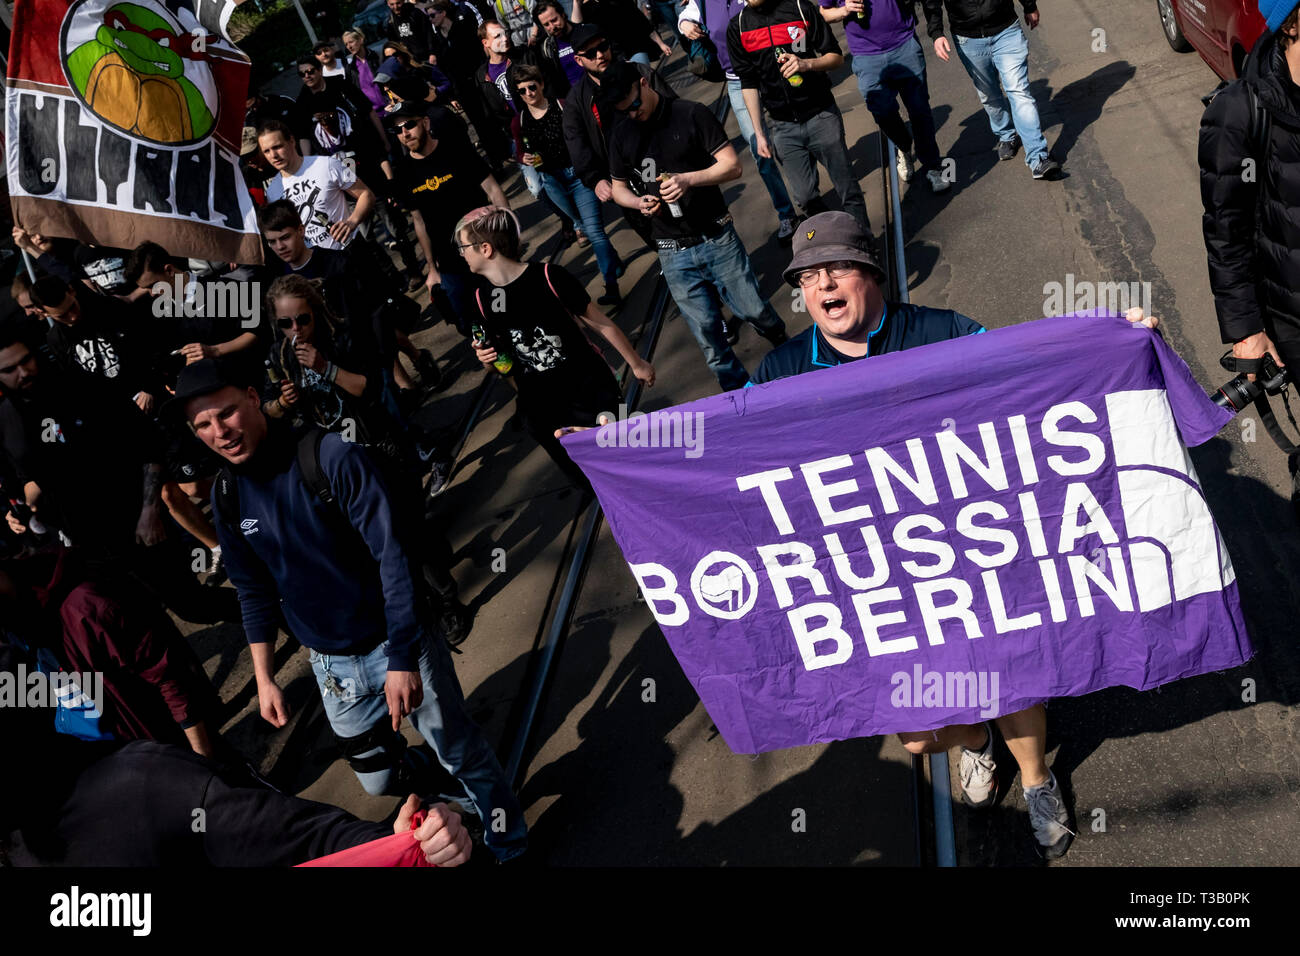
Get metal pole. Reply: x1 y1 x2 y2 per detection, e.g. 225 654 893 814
290 0 318 45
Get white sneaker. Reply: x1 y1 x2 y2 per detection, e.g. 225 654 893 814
1025 770 1075 860
958 723 998 808
895 149 915 183
926 169 951 193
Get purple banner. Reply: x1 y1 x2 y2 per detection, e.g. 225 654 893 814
562 315 1253 754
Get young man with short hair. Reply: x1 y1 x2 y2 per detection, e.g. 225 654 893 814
176 359 527 862
604 61 788 389
259 120 377 252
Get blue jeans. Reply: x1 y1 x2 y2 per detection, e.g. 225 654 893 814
437 268 475 335
658 224 786 390
310 634 528 861
727 78 796 221
851 34 942 171
952 23 1049 166
541 165 621 281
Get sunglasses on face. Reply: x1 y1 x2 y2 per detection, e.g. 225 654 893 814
277 314 314 329
517 83 540 94
576 40 610 58
393 119 421 131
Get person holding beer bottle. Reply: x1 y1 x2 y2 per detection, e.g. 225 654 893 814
727 0 871 232
512 64 628 306
456 206 654 491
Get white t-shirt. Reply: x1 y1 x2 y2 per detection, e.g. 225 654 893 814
266 154 357 250
322 62 345 78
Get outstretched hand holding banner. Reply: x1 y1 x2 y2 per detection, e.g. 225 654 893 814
562 315 1253 754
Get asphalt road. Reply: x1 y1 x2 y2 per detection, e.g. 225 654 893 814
202 0 1299 867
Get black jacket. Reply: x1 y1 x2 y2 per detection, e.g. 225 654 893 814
921 0 1036 40
431 15 485 78
562 62 675 188
726 0 842 123
475 47 568 124
1200 30 1300 351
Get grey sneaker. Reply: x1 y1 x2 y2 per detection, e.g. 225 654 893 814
958 723 999 808
996 134 1021 161
926 169 951 193
1031 156 1063 180
1025 770 1075 859
776 217 797 243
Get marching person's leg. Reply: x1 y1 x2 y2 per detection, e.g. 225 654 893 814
727 78 797 230
854 50 914 159
988 24 1053 172
894 36 944 177
952 32 1018 155
898 721 998 809
766 117 821 220
659 245 751 390
702 225 787 343
310 647 407 796
406 633 528 862
805 109 870 233
996 703 1072 857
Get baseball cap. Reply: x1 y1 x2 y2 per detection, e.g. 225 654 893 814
570 23 607 53
782 211 885 286
386 100 428 122
161 358 249 422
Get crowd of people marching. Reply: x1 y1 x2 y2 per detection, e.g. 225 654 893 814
1 0 1098 866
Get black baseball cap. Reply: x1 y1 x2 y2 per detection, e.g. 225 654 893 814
570 23 607 53
385 100 428 122
161 358 249 421
782 211 885 286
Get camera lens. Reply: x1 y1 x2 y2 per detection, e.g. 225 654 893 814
1214 375 1259 411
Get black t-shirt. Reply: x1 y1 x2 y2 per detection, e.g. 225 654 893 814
294 77 376 140
609 97 732 241
390 145 490 273
45 288 162 399
471 262 620 427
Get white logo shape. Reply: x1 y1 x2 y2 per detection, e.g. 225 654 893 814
240 518 259 535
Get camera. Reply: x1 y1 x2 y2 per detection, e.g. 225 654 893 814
1212 351 1290 411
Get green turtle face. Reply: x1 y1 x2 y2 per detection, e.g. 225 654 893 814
95 3 184 77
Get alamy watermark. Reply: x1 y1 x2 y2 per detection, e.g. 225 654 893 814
1043 275 1151 317
595 403 705 459
151 275 260 328
889 664 1000 718
0 663 104 715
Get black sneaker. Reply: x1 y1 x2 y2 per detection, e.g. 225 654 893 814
1031 156 1063 180
597 282 622 306
440 600 473 647
426 459 453 499
416 350 445 392
723 319 740 346
760 327 789 347
996 134 1021 161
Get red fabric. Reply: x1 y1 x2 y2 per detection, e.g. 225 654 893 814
296 812 434 867
739 20 809 53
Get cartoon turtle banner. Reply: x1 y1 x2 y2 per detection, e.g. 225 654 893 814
6 0 263 264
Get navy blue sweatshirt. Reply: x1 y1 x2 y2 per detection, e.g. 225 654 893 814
212 426 426 671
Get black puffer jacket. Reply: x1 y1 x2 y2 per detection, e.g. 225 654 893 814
1199 29 1300 356
921 0 1035 40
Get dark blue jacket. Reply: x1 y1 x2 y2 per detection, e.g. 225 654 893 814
212 426 426 671
751 300 983 383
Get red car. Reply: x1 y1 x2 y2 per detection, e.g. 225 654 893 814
1157 0 1267 80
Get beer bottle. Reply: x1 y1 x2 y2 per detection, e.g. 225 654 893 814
779 46 803 87
472 325 514 375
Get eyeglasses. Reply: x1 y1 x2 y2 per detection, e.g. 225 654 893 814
620 93 643 115
576 40 611 58
276 313 314 329
456 241 478 253
517 83 540 94
794 262 862 287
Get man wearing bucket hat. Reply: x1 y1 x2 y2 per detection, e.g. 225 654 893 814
752 210 983 382
751 210 1158 859
1199 0 1300 512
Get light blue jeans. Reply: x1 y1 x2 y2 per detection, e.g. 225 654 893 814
541 165 621 281
727 77 796 221
309 633 528 861
952 23 1049 166
658 224 786 390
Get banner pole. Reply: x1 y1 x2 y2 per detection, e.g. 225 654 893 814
20 248 37 282
290 0 318 45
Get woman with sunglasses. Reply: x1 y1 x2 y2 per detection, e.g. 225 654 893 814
512 65 626 306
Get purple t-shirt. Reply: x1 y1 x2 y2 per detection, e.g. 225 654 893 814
819 0 915 57
488 60 517 113
555 38 586 87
